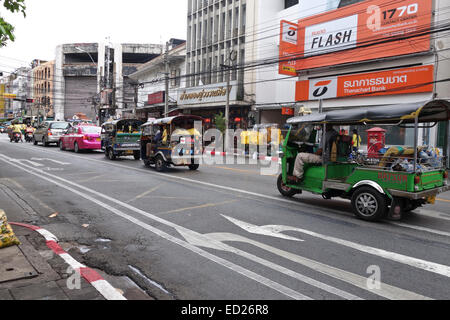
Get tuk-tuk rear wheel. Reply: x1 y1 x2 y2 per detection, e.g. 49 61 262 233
155 155 166 172
277 174 297 198
189 164 199 171
351 187 387 222
133 151 141 160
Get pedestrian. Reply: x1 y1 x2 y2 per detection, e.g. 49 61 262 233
352 129 361 153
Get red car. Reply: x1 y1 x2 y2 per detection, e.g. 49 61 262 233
59 125 102 153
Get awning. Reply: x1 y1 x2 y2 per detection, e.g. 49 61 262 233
287 100 450 125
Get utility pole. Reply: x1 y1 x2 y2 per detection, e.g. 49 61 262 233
164 41 170 117
221 50 236 151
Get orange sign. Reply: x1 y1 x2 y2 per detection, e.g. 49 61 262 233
280 0 432 73
279 20 299 76
296 65 434 101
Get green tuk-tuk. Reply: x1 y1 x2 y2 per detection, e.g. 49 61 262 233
140 115 204 171
101 119 144 161
278 100 450 222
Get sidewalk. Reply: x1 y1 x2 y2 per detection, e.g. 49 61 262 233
0 181 151 300
0 220 106 300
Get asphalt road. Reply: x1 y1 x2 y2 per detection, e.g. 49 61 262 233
1 133 450 300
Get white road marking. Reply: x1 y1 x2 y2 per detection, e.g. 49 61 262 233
223 215 450 279
176 228 362 300
5 144 450 239
31 158 71 165
388 222 450 238
415 209 450 222
4 142 450 243
207 232 430 300
0 152 440 299
0 154 311 300
13 159 44 167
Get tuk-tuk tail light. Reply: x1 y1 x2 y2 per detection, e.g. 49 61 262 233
444 171 448 179
414 175 421 185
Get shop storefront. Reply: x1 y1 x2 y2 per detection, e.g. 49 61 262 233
177 81 252 130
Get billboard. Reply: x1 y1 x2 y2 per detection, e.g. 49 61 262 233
295 65 434 101
279 0 432 74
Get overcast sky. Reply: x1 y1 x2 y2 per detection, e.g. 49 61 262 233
0 0 187 72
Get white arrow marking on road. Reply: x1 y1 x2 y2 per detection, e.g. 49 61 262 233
222 215 450 279
176 227 362 300
222 215 304 242
31 158 71 165
207 232 431 300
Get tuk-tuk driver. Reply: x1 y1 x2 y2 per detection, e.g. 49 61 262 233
290 124 338 182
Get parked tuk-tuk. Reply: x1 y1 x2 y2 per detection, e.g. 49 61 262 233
140 115 204 171
278 100 450 222
101 119 144 160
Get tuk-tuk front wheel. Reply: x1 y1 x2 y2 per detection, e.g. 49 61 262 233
277 174 298 198
351 187 387 222
155 155 166 172
107 148 116 161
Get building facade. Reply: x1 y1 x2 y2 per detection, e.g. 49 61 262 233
184 0 257 129
32 60 55 121
273 0 449 156
128 40 186 121
53 43 162 123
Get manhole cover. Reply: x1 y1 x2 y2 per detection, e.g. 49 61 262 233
0 245 38 283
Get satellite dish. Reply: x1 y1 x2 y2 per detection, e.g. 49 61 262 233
230 50 237 62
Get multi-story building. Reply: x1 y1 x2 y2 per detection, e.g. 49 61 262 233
273 0 450 161
32 61 55 121
183 0 257 128
11 67 31 118
53 43 162 123
128 39 186 121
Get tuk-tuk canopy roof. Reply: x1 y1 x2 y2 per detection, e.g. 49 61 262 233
287 100 450 125
141 115 204 127
102 119 144 127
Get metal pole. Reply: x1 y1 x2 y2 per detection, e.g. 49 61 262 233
164 41 170 117
414 115 419 172
445 120 449 169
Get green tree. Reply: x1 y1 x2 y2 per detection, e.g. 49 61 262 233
0 0 26 47
214 112 226 134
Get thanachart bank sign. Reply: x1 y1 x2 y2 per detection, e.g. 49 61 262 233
296 65 434 101
177 81 238 106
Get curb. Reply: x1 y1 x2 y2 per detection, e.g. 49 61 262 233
9 222 126 300
204 150 281 163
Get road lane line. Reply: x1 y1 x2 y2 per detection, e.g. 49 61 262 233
128 185 163 203
437 198 450 203
0 153 442 300
0 154 312 300
157 200 238 215
222 215 450 279
208 232 429 300
5 143 450 239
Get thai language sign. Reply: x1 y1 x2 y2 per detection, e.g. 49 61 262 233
295 65 434 101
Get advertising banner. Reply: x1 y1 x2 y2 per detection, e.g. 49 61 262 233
279 20 299 76
295 65 434 101
280 0 432 73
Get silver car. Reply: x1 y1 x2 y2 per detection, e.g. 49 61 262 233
33 121 71 147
